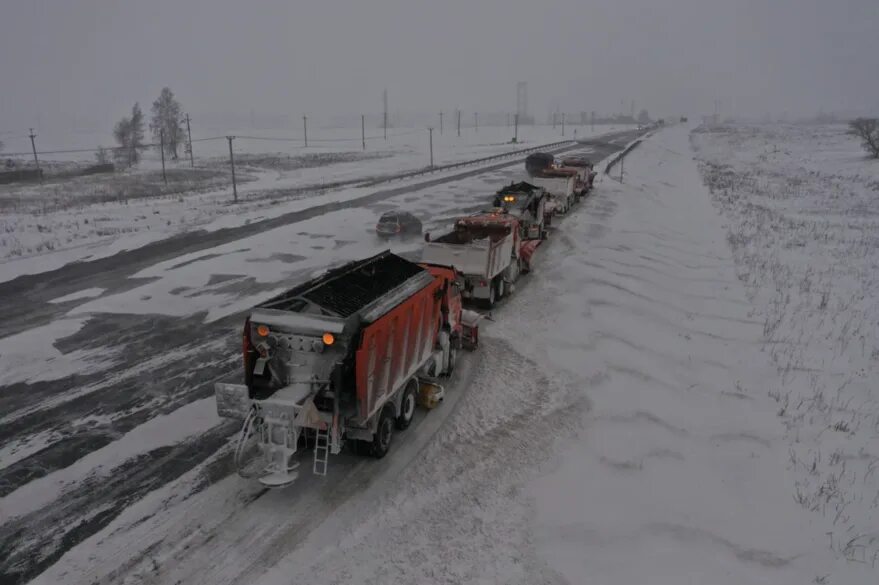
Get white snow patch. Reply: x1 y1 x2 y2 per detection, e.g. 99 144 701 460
0 317 113 386
48 287 105 304
0 428 57 472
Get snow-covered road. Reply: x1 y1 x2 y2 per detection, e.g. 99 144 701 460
0 131 637 584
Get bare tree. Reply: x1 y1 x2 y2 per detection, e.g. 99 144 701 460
848 118 879 158
129 102 145 164
113 116 133 166
150 87 184 160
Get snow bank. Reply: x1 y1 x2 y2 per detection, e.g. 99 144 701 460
521 126 852 584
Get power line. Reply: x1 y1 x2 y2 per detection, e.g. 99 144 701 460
1 136 225 157
1 127 423 158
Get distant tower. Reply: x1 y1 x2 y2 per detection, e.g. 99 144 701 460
516 82 528 123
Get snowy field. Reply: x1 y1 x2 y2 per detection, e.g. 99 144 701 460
0 123 627 282
693 123 879 576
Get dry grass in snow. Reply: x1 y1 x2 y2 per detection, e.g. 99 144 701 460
693 122 879 568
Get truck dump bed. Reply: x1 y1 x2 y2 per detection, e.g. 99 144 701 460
421 215 517 280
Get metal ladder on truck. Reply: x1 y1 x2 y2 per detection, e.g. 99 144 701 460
313 426 330 476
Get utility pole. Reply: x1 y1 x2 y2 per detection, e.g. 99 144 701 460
561 113 565 136
552 112 557 129
28 128 41 182
474 112 478 133
591 111 595 132
456 110 461 137
439 111 443 135
185 114 194 168
361 114 366 150
159 128 167 185
513 113 519 143
303 116 308 147
227 136 238 202
428 127 434 168
383 88 388 140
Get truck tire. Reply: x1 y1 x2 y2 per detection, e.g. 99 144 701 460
445 347 457 376
484 284 496 309
371 405 395 458
396 382 417 430
496 278 505 299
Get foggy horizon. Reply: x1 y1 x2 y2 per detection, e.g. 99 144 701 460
2 0 878 135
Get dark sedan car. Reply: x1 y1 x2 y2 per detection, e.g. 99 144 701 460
376 210 423 238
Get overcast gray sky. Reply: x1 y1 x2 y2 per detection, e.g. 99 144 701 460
1 0 877 133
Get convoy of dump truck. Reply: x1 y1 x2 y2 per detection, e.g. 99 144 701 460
215 150 598 487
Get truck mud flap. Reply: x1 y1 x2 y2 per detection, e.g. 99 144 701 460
519 240 543 272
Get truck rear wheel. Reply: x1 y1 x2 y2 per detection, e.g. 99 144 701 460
445 347 457 376
396 382 417 430
484 283 496 309
371 405 395 458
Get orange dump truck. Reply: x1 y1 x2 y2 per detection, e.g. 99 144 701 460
214 251 480 487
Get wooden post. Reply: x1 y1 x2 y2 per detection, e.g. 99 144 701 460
185 114 194 167
28 128 42 183
159 129 167 185
227 136 238 202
